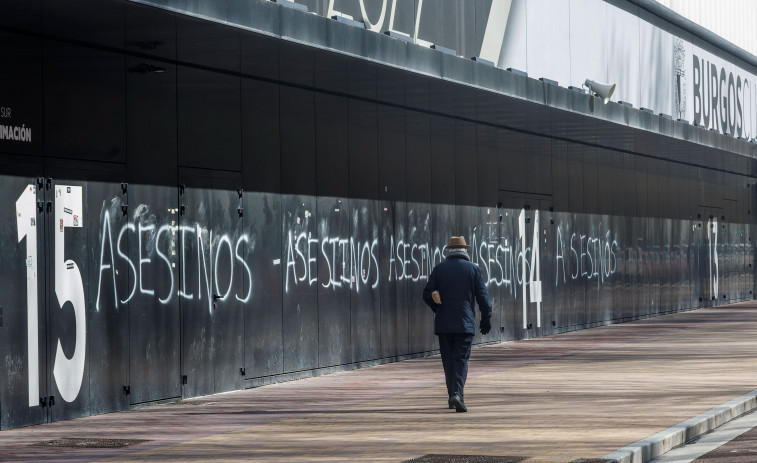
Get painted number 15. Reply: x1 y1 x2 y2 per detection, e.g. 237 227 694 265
17 184 86 407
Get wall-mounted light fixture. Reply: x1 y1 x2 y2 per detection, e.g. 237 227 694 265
132 63 166 74
583 79 615 104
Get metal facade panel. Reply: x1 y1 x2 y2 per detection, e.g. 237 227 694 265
210 186 245 393
280 87 316 196
316 197 351 368
47 179 90 423
282 195 319 372
538 206 556 336
661 218 672 313
379 200 408 358
553 212 572 329
43 42 125 163
178 184 214 397
596 214 613 322
611 214 628 320
349 199 381 362
245 192 284 379
0 32 42 158
406 202 434 353
0 177 47 429
128 185 181 404
87 182 129 415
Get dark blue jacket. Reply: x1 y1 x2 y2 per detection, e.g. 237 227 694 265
423 254 493 334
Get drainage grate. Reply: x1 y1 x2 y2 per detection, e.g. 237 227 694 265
30 438 149 449
403 455 529 463
164 400 211 406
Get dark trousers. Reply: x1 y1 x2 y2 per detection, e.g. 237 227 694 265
438 333 474 399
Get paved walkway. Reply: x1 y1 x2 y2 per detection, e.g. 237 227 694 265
2 304 757 463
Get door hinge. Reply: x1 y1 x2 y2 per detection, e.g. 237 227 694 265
39 397 47 408
121 182 128 195
48 395 55 407
46 178 52 191
122 204 128 216
123 385 131 395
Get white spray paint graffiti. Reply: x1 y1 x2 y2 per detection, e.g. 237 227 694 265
15 189 729 410
554 224 619 287
95 206 253 315
709 217 719 298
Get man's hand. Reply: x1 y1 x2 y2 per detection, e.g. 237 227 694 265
431 290 441 304
480 317 491 335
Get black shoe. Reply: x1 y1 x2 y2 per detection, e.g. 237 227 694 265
448 397 454 409
450 394 467 412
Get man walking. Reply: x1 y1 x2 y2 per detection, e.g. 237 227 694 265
423 236 492 412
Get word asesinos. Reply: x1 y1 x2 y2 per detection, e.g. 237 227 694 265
555 225 619 286
96 208 252 313
285 230 381 293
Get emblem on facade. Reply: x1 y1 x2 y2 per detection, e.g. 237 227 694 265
673 38 686 119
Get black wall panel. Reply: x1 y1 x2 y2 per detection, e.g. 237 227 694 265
477 125 498 207
0 32 42 157
241 79 280 193
128 184 181 404
407 203 434 353
280 88 316 196
582 147 599 215
350 200 381 362
241 34 280 193
47 178 90 423
281 195 318 372
245 192 283 378
567 142 584 213
177 16 240 72
0 175 47 429
87 181 129 415
406 111 431 203
126 57 177 187
317 197 351 367
380 201 410 358
348 100 378 200
455 120 477 206
210 182 245 393
177 181 215 397
177 67 241 172
44 42 125 163
378 105 406 202
316 94 349 198
431 115 455 205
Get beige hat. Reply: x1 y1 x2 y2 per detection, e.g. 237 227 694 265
444 236 470 249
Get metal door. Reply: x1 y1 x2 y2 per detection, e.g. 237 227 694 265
179 172 244 397
128 184 181 404
0 177 47 429
45 178 90 422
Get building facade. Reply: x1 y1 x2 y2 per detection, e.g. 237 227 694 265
0 0 755 429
